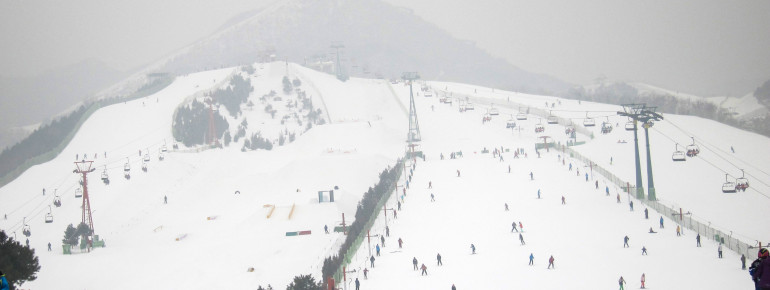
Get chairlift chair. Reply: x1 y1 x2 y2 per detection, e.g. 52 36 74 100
158 152 165 161
101 167 109 185
53 189 62 207
672 144 686 161
506 119 516 129
23 217 31 237
601 122 613 134
547 115 558 124
143 153 150 162
466 102 475 110
489 107 499 116
161 144 168 152
686 137 700 157
516 113 527 120
722 174 737 193
625 118 635 131
172 143 179 150
142 161 148 172
534 119 545 133
45 206 53 223
736 169 749 191
75 187 83 198
583 112 595 127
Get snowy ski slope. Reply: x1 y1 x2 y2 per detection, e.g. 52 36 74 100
0 63 767 289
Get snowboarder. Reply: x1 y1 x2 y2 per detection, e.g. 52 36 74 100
519 233 525 245
471 244 476 254
370 255 375 267
398 238 403 248
696 233 701 247
641 273 646 289
718 244 723 259
529 253 534 265
376 244 380 256
325 225 329 234
659 216 664 229
355 278 360 290
676 225 681 236
619 276 626 290
413 257 419 270
644 208 648 219
421 264 428 276
512 222 518 232
623 236 630 248
548 255 555 269
437 253 442 266
642 246 647 255
648 227 657 234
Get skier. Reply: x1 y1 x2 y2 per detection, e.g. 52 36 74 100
370 255 375 268
325 225 329 234
437 253 442 266
386 226 390 237
48 242 51 251
519 222 523 231
355 278 360 290
644 208 648 219
659 216 664 229
471 244 476 254
569 163 573 171
376 244 380 256
529 253 534 265
585 173 589 182
562 196 566 205
537 189 541 199
642 246 647 255
595 180 598 189
393 209 397 219
508 165 511 173
623 236 630 248
428 181 432 189
676 225 681 237
718 243 723 259
421 264 428 276
750 248 769 289
431 193 435 202
529 172 534 180
641 273 646 289
616 194 621 203
548 255 555 269
452 284 456 290
731 146 735 153
0 270 8 290
512 222 518 232
629 201 633 211
398 201 401 210
519 233 525 245
619 276 626 290
457 170 461 177
363 268 368 279
164 195 167 204
413 257 419 270
505 203 509 211
398 238 403 248
381 235 385 247
606 186 610 196
696 233 701 247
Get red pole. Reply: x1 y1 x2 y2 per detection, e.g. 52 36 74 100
383 205 388 225
680 208 683 221
343 266 346 290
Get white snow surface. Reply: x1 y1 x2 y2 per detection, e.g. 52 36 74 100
0 64 767 289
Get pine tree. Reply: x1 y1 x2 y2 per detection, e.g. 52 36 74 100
286 274 322 290
0 230 40 289
62 224 78 246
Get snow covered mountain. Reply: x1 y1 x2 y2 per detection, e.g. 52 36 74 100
0 62 767 289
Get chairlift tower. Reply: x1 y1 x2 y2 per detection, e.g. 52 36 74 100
403 72 422 145
618 104 663 201
331 43 347 81
74 160 95 233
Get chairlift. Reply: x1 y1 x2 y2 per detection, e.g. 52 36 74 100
75 187 83 198
143 153 150 162
625 118 635 131
124 159 131 172
23 217 31 237
583 112 595 127
101 166 110 185
722 174 737 193
736 169 749 191
506 119 516 129
547 113 558 124
672 144 686 161
535 119 545 133
489 107 499 116
686 137 700 157
466 102 475 110
161 141 168 152
53 189 62 207
45 206 53 223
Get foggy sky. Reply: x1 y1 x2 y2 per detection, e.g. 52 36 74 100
1 0 768 96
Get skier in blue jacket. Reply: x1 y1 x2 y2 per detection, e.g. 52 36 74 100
0 270 9 290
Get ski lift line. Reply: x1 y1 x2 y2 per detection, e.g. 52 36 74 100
662 119 770 179
651 127 770 198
